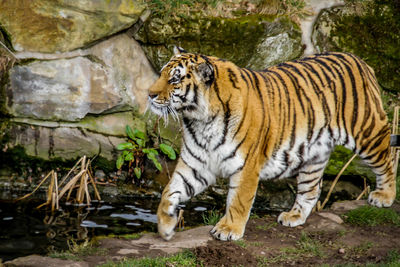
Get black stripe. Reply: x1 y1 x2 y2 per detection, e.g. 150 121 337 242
183 140 206 164
193 169 209 186
168 191 181 197
176 171 194 197
183 117 205 149
227 68 240 90
222 129 248 161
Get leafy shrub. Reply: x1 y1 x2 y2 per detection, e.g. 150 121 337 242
116 126 176 182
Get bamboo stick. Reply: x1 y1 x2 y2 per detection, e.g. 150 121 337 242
320 154 357 210
16 171 52 201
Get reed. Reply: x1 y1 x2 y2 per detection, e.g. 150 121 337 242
17 155 101 210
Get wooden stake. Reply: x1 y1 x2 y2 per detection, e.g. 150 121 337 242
320 154 357 210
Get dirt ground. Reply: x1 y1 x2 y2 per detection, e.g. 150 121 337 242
5 200 400 267
193 215 400 267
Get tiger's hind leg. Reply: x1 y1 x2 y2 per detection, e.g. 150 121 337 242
278 162 328 227
358 131 396 207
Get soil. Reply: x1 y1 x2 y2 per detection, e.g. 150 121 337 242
4 200 400 267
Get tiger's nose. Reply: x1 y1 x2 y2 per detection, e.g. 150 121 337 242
149 93 158 99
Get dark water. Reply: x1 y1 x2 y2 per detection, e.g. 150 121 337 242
0 197 221 262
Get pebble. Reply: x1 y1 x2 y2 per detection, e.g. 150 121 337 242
338 248 345 254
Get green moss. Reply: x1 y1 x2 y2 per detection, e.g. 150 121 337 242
345 205 400 226
100 250 198 267
325 146 375 181
316 0 400 93
136 13 302 70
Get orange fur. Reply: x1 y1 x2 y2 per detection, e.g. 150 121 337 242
149 50 395 241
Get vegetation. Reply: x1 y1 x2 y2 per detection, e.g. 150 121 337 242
143 0 310 22
345 206 400 227
202 209 223 226
16 155 101 210
116 126 176 183
49 239 107 261
100 250 199 267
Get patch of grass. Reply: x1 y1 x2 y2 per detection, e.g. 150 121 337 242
250 241 264 247
250 212 260 219
49 239 107 260
294 232 325 257
100 250 199 267
202 210 223 226
258 232 325 265
234 239 247 248
345 206 400 226
351 241 373 255
256 222 278 231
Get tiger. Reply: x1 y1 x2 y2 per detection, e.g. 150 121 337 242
148 46 396 241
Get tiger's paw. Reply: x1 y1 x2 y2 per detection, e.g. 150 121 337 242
210 217 245 241
277 211 306 227
157 199 178 241
368 189 395 208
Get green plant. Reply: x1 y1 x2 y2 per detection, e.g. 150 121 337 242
100 250 198 267
345 206 400 226
234 239 247 248
202 210 223 226
49 239 107 260
116 126 176 182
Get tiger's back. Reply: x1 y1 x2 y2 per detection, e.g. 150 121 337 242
148 48 395 241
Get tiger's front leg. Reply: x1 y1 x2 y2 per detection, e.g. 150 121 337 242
211 167 259 241
157 159 212 240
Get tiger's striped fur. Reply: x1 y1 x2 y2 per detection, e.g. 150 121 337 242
148 47 396 241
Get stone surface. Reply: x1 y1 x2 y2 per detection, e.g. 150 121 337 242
318 211 344 224
135 14 303 71
100 225 214 256
6 34 158 121
4 254 89 267
304 212 345 231
300 0 344 55
0 0 145 53
312 0 400 93
330 200 368 213
4 122 126 161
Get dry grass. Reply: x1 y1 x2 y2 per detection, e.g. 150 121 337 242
17 155 101 211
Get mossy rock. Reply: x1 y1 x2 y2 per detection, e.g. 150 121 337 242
135 13 303 71
313 0 400 93
0 0 145 53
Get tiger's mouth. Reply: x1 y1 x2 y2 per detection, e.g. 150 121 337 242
148 96 179 123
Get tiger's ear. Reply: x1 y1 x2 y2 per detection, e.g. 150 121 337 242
197 62 214 87
173 46 187 55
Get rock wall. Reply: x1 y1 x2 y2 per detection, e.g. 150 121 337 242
0 0 398 185
0 1 160 168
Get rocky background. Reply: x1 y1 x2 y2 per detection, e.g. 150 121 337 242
0 0 399 203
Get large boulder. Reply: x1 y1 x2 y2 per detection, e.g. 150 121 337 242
135 13 303 71
312 0 400 93
5 34 158 121
0 0 145 53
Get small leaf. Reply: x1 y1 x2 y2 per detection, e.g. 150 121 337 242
116 154 124 169
146 152 156 160
126 125 135 140
125 152 134 161
136 138 144 147
117 142 134 150
143 148 158 155
154 161 162 171
134 167 142 179
134 129 146 140
146 152 162 171
160 143 176 160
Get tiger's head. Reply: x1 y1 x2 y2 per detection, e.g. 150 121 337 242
148 47 215 120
